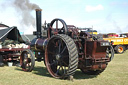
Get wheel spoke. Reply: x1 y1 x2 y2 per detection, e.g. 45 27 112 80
61 66 65 74
50 60 58 66
56 66 61 75
58 26 64 33
60 46 66 54
22 60 27 69
56 20 58 33
24 53 28 59
27 63 31 67
61 60 68 66
51 40 56 46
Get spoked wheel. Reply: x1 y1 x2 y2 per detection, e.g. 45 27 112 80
49 18 68 37
106 45 114 61
45 34 78 79
20 49 35 72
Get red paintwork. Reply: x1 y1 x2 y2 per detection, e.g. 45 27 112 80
0 47 29 62
107 33 119 37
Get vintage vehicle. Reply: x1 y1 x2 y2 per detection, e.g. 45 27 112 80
20 9 114 79
0 24 32 67
104 37 128 54
103 33 128 54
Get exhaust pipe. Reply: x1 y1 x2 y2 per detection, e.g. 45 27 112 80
35 9 42 38
31 9 48 53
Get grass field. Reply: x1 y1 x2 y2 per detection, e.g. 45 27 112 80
0 51 128 85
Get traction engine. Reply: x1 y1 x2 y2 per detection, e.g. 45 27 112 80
20 9 114 79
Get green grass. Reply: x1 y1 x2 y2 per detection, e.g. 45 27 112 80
0 51 128 85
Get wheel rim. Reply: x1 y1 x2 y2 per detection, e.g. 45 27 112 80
118 47 123 53
45 34 78 79
20 50 34 72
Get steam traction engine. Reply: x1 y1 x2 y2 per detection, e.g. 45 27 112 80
20 9 114 79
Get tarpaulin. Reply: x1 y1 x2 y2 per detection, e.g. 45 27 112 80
0 26 25 43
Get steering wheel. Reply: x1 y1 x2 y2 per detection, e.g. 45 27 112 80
49 18 68 37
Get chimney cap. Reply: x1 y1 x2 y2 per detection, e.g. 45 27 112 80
35 9 42 11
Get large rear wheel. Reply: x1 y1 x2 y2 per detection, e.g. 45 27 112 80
45 34 78 79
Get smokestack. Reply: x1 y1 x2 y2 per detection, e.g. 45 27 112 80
35 9 42 38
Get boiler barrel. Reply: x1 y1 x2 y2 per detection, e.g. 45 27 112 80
30 38 48 52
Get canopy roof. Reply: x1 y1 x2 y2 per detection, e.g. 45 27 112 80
0 25 25 43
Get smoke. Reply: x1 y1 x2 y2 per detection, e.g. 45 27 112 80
124 25 128 32
0 0 41 34
106 14 122 33
112 20 122 33
13 0 40 27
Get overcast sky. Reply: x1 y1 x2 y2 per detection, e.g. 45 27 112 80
0 0 128 34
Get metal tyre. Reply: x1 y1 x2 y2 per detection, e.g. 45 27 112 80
106 45 114 61
45 34 78 79
20 49 35 72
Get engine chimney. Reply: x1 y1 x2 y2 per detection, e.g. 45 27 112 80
35 9 42 38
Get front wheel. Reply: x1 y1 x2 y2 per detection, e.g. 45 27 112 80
20 49 35 72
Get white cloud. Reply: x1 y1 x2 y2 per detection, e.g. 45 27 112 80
85 5 104 12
